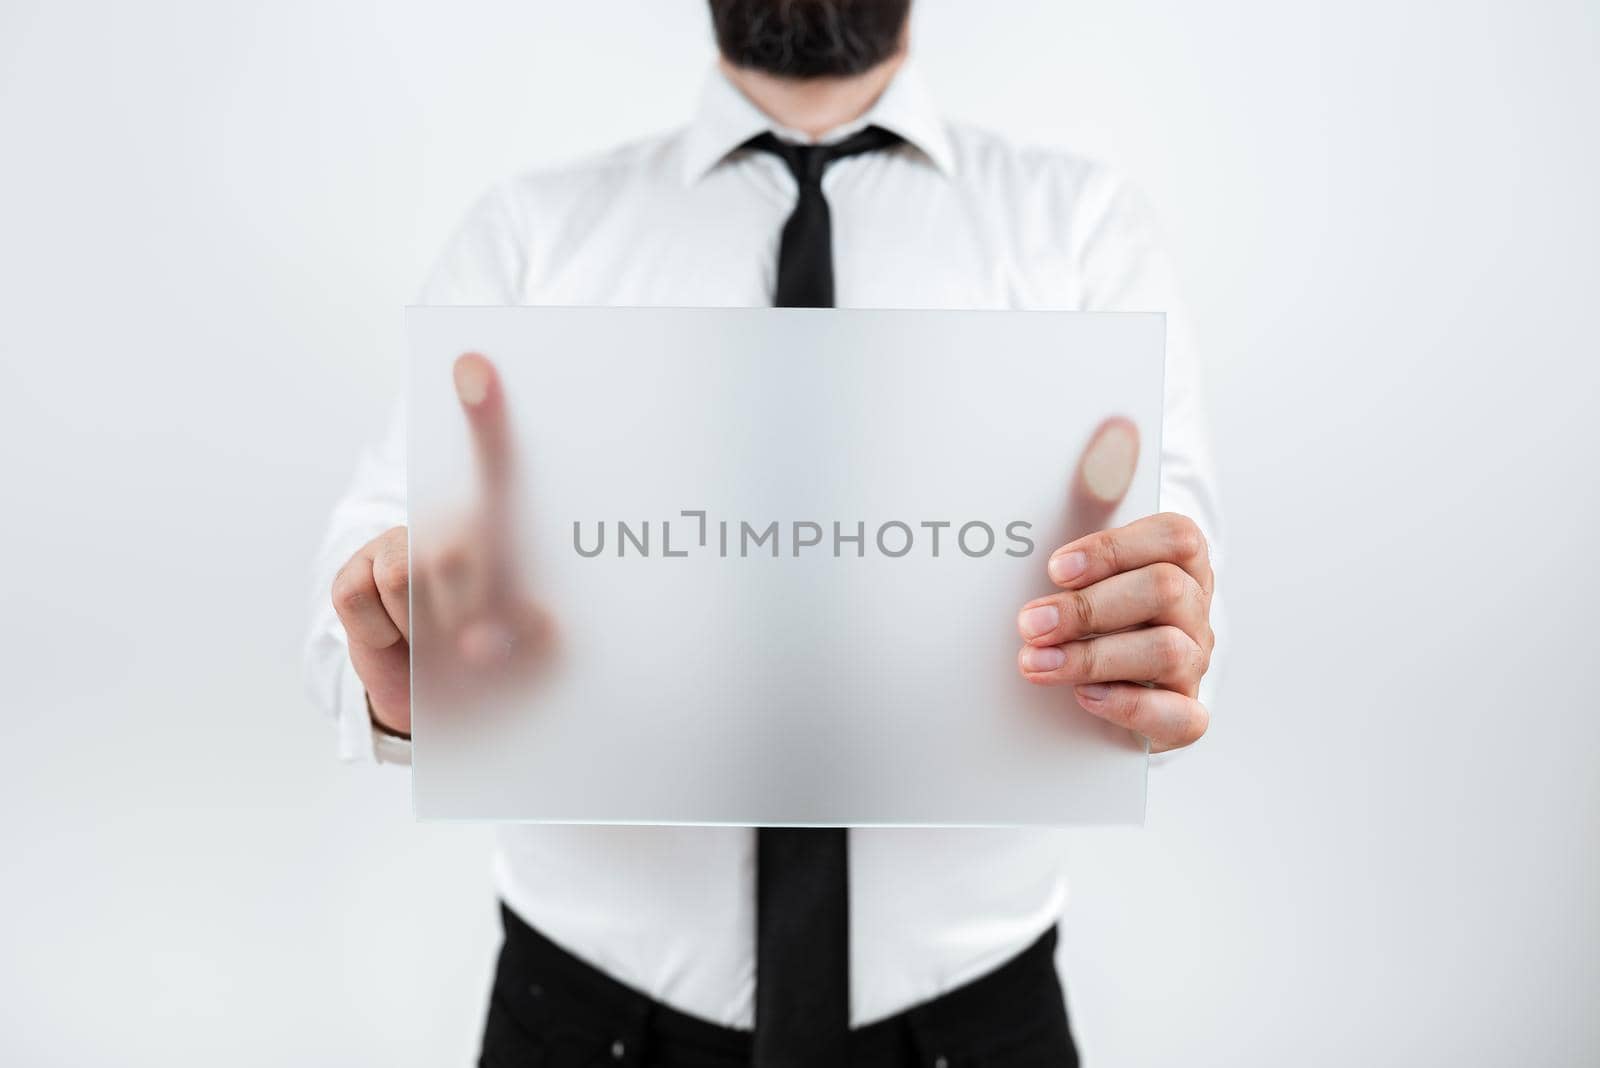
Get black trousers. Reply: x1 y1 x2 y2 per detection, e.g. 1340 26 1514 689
479 904 1079 1068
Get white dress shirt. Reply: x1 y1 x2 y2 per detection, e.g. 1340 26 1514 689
305 61 1224 1029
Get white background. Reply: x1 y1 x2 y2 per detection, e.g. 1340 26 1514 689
2 1 1597 1064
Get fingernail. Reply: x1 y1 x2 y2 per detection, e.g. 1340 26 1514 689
1076 683 1111 703
1020 646 1066 673
1017 604 1060 639
454 354 490 406
1048 551 1088 585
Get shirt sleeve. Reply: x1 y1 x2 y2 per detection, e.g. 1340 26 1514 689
1073 168 1229 742
302 183 529 764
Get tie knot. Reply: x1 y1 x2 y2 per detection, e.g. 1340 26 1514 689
742 125 903 186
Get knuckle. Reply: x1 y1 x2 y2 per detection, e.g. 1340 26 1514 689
1098 532 1124 574
1157 628 1191 673
1121 687 1153 734
374 553 409 597
1162 512 1204 561
436 543 468 581
1067 590 1098 634
1151 562 1188 607
1067 640 1098 681
331 566 371 616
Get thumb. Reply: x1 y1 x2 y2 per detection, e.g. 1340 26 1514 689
1063 416 1140 542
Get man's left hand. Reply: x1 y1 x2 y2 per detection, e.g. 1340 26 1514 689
1015 512 1215 752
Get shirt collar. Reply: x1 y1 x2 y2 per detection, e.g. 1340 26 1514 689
678 59 956 184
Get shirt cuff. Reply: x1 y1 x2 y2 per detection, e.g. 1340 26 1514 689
371 722 414 766
332 646 412 767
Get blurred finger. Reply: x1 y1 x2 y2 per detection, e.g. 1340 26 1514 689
458 618 517 668
453 352 521 589
1072 682 1209 750
427 538 479 634
1017 561 1207 647
1061 416 1139 543
458 599 555 670
1047 511 1212 593
453 352 513 501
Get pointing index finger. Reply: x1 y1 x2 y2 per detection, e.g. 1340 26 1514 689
452 352 520 589
453 352 512 498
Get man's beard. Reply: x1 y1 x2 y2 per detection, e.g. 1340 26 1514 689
708 0 911 78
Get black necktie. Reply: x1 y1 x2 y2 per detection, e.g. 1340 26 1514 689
742 124 902 1067
744 124 903 309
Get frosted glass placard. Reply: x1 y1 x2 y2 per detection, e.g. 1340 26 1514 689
408 307 1162 825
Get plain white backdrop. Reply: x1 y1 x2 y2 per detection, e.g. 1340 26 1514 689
2 1 1597 1064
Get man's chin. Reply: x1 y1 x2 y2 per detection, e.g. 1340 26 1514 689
708 0 911 79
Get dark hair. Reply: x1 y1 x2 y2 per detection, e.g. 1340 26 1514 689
708 0 912 78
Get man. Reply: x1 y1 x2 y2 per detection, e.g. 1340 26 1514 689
307 1 1223 1063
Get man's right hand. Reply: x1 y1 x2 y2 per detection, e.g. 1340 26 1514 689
331 353 547 738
